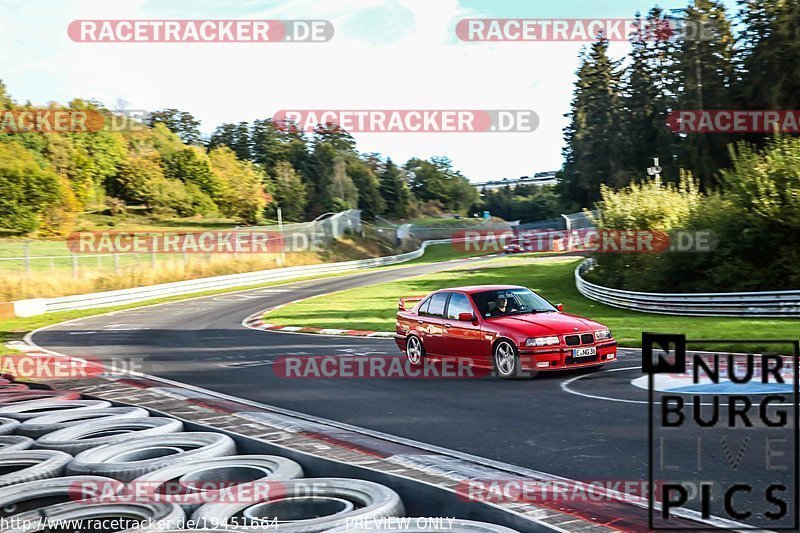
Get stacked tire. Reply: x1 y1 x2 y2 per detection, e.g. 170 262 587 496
0 381 517 532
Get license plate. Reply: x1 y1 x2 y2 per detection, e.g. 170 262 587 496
573 347 596 358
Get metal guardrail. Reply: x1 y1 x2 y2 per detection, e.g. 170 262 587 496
16 238 453 316
575 259 800 317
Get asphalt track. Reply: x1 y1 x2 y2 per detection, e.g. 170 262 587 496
31 256 797 527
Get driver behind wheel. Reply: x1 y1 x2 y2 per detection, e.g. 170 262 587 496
491 296 515 316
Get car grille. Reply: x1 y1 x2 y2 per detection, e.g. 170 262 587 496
565 354 599 365
564 333 594 346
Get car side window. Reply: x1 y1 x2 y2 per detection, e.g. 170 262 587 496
446 293 473 320
417 296 431 316
425 293 449 318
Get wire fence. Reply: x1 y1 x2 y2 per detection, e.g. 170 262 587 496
0 210 364 277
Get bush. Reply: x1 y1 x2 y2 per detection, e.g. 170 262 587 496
590 136 800 292
208 147 268 224
0 141 72 234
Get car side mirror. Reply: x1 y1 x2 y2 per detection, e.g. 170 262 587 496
458 312 475 322
556 303 564 312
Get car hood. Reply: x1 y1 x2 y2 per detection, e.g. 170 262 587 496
487 312 604 336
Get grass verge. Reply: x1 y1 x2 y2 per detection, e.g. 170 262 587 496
265 256 799 353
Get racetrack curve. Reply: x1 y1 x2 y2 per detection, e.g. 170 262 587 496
30 256 795 523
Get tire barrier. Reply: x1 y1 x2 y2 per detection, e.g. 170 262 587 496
34 417 184 454
0 390 80 404
67 432 237 481
0 501 185 532
18 406 149 438
0 450 72 488
0 475 124 516
0 399 113 421
0 417 20 435
0 384 518 532
327 519 521 532
191 478 405 532
130 454 304 512
0 435 33 451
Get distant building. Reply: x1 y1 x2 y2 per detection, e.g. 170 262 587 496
474 171 559 190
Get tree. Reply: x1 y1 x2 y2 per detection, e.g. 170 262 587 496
737 0 800 113
162 147 223 199
346 157 384 219
379 158 411 218
405 156 477 213
327 157 359 210
207 122 251 161
208 147 267 224
617 8 680 183
251 118 287 176
560 37 625 207
0 80 13 110
0 141 70 234
673 0 737 188
147 109 202 145
269 162 307 221
313 123 357 154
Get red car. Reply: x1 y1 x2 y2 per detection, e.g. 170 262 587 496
395 285 616 378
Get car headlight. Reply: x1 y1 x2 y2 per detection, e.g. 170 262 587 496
594 329 612 341
525 336 560 347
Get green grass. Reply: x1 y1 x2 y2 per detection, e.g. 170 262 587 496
403 243 494 265
265 256 800 352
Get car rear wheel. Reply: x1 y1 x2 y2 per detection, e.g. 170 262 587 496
494 341 532 379
405 336 424 367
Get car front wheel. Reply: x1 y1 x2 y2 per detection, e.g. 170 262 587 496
406 336 424 367
494 340 532 379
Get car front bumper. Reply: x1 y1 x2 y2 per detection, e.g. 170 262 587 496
518 341 617 370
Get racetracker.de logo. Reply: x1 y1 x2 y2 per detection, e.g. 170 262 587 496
68 20 333 43
274 356 490 379
667 110 800 134
456 18 676 42
453 230 716 254
70 479 282 505
273 110 539 133
0 355 143 381
66 231 289 254
0 109 154 134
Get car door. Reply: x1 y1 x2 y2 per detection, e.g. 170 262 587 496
417 292 449 356
442 292 485 363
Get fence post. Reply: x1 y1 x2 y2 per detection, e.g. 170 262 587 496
71 253 79 279
23 242 31 274
113 253 119 273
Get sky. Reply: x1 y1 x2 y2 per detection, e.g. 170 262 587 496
0 0 739 182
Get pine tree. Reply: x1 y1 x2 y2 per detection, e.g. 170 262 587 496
561 37 624 207
737 0 800 112
379 158 411 218
270 161 307 221
674 0 736 189
618 8 680 183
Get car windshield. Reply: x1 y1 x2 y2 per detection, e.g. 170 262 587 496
472 288 556 318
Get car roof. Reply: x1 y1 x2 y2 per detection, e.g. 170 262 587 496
435 285 526 294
